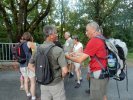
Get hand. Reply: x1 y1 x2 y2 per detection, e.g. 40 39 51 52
69 52 76 57
28 63 35 72
65 53 71 59
87 72 90 80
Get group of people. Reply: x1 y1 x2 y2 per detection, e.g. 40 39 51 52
13 21 109 100
64 32 83 88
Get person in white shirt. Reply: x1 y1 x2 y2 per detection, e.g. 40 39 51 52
72 35 83 88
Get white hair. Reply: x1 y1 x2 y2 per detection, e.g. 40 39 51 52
87 21 101 33
99 26 103 34
65 32 70 36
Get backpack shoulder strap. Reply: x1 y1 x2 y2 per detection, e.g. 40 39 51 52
37 44 55 55
44 45 55 55
94 55 106 71
94 35 108 59
93 35 108 69
95 35 106 41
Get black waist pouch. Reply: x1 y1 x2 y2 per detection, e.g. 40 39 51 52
99 69 109 79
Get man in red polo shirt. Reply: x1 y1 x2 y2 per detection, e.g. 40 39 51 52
66 21 109 100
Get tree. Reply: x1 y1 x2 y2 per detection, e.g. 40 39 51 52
0 0 52 42
104 0 133 48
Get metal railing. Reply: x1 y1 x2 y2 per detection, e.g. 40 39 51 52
0 43 17 62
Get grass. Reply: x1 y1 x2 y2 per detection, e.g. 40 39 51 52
127 53 133 59
82 53 133 67
81 52 133 67
127 53 133 63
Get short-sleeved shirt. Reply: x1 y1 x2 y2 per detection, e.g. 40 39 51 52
84 37 107 72
29 41 67 85
64 37 74 53
20 42 32 67
73 42 83 53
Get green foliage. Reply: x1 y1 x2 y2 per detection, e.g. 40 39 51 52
0 0 52 42
127 53 133 59
0 0 133 50
33 32 44 44
129 48 133 53
82 58 90 67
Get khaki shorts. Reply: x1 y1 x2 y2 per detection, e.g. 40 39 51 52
65 52 72 64
20 67 35 78
73 62 80 71
41 80 66 100
67 59 72 64
90 78 109 100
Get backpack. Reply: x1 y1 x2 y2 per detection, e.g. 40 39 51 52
35 45 55 85
110 39 129 98
95 35 127 81
11 44 18 60
16 42 31 64
108 38 128 80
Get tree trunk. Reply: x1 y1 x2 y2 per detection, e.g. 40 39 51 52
0 0 52 42
0 2 13 42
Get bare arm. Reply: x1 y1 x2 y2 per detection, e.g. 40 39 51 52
57 48 68 78
66 52 89 63
61 66 68 78
27 41 36 49
78 47 83 53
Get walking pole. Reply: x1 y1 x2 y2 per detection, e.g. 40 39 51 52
88 79 90 93
116 80 120 99
125 62 128 91
67 63 72 82
87 72 90 94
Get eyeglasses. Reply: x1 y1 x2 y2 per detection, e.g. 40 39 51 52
86 29 89 32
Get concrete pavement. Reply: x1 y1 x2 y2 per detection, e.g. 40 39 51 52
0 66 133 100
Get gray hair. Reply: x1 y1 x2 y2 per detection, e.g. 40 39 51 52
99 26 103 34
72 35 79 41
43 25 57 36
87 21 101 33
65 32 70 37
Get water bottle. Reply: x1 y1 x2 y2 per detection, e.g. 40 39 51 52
108 54 116 67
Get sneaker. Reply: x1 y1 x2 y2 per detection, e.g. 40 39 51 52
74 83 80 88
75 79 83 82
80 78 83 82
69 73 74 78
20 86 24 91
36 98 41 100
85 89 90 94
27 96 31 100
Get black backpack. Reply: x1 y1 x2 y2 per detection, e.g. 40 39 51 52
35 45 55 85
16 42 31 64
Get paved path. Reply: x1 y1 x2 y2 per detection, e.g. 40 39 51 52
0 66 133 100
